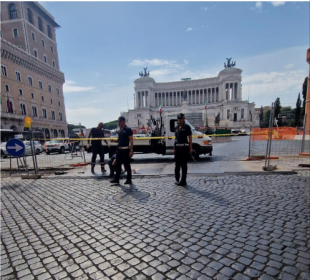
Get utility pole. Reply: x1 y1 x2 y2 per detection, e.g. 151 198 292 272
305 48 310 134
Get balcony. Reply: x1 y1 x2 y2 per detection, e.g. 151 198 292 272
1 110 25 120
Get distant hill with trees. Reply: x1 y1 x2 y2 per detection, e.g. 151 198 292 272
103 120 118 130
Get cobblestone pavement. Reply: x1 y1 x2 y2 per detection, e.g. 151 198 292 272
1 172 310 280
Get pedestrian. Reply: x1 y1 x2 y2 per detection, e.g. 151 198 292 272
205 126 213 135
110 116 133 185
174 113 192 186
87 122 108 174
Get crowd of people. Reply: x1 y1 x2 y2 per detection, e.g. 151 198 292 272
88 113 192 186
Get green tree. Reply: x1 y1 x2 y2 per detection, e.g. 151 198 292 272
301 77 308 116
262 110 271 128
295 93 301 127
259 106 264 128
103 120 118 130
274 97 282 119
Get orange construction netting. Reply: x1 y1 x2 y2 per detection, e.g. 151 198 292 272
251 127 297 141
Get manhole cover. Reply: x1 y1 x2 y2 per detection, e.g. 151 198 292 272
113 191 150 202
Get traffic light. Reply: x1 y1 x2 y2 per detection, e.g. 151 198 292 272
24 116 32 128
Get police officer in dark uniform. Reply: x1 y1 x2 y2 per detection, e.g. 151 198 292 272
88 122 108 174
174 113 192 186
110 116 133 185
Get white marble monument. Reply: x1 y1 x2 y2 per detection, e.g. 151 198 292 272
121 61 259 129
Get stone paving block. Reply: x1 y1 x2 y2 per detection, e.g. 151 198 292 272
17 268 31 278
151 272 165 280
37 272 52 280
300 272 310 280
233 273 251 280
244 267 261 278
201 267 217 277
278 272 297 280
166 269 180 279
19 275 35 280
219 267 236 277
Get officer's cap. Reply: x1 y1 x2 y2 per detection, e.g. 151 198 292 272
118 116 126 122
177 113 185 119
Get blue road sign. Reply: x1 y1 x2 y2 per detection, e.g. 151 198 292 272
6 139 25 157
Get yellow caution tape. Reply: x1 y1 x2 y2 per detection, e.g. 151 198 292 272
30 131 267 141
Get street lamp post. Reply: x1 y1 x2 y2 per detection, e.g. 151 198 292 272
305 49 310 134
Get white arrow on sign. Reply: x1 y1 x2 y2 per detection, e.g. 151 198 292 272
7 143 24 152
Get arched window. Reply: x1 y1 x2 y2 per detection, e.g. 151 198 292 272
38 17 44 32
9 3 17 19
47 25 53 39
53 129 58 138
44 128 50 139
27 8 33 24
60 130 65 137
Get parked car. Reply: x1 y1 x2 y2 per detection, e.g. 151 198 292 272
23 141 44 155
24 141 44 154
231 129 247 136
45 138 71 154
1 142 9 158
1 141 39 157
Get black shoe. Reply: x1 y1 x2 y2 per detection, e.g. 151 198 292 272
110 180 119 185
177 181 187 186
91 166 95 174
124 180 132 185
101 167 106 173
175 181 179 185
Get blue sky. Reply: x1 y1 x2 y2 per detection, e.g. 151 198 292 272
40 1 309 127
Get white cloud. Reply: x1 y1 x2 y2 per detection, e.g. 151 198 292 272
284 64 294 69
242 69 305 107
129 59 177 67
251 1 263 11
186 27 193 32
183 59 189 65
237 45 308 106
63 81 94 93
66 108 104 117
271 1 285 7
65 84 134 127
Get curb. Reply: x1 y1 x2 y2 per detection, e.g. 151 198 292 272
39 171 297 180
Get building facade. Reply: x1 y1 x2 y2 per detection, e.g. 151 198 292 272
122 65 259 129
1 1 67 139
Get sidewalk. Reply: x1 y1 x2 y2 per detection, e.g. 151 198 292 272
47 159 297 179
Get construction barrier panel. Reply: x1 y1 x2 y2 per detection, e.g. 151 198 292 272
249 126 310 166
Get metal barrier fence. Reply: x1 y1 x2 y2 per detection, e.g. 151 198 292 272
1 127 309 176
249 125 310 167
1 144 87 175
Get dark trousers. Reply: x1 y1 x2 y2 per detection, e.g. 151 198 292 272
91 145 105 167
114 149 131 182
108 155 116 175
175 146 189 183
